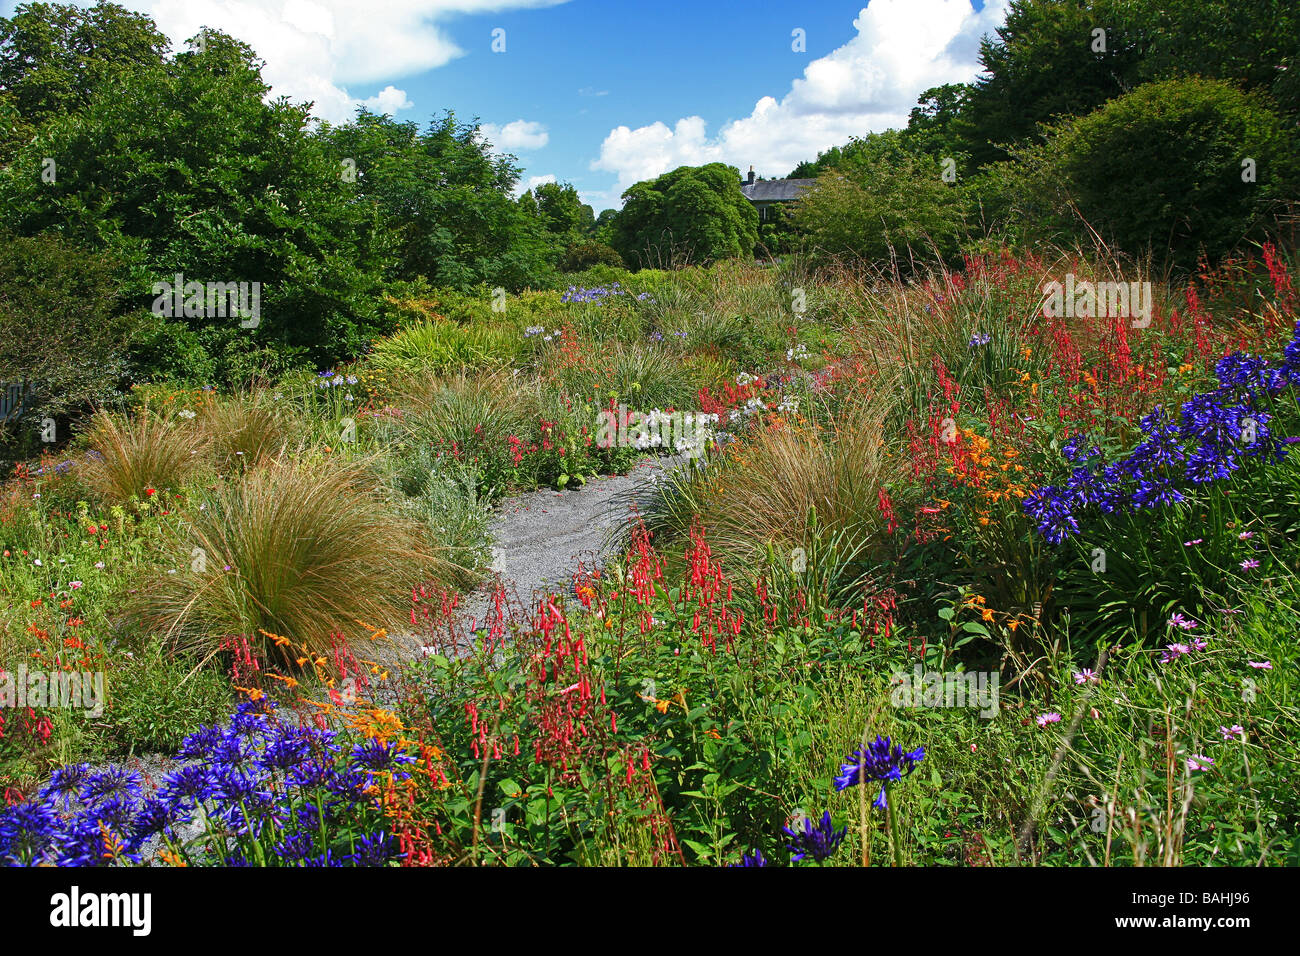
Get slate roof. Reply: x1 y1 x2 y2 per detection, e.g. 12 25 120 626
741 178 816 202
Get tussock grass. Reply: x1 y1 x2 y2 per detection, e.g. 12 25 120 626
82 405 209 505
126 457 458 665
199 390 290 472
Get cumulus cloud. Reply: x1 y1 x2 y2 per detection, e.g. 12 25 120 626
592 0 1010 197
124 0 569 123
478 119 550 151
512 173 557 198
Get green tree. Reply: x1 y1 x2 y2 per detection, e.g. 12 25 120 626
0 1 169 126
0 29 393 381
318 109 555 291
612 163 758 268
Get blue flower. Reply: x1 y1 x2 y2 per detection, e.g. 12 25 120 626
783 810 846 863
834 736 926 809
728 849 769 867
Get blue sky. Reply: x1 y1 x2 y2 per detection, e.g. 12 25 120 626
7 0 1009 211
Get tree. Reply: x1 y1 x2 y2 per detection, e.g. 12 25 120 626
611 164 758 268
318 109 555 292
903 84 974 162
955 0 1145 169
0 1 169 127
0 29 393 381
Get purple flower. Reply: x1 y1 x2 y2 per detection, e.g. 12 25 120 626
833 736 925 809
782 810 846 863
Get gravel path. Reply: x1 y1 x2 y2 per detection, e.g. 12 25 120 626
381 454 682 660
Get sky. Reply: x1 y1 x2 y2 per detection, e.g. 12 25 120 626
5 0 1011 212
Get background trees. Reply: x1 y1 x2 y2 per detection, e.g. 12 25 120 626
611 163 758 269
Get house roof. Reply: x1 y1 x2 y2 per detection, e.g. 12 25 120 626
741 178 816 202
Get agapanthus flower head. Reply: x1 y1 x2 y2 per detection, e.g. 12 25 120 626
834 735 925 808
729 848 769 867
783 810 846 863
81 767 142 805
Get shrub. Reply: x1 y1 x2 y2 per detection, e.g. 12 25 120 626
368 320 525 377
96 641 233 756
0 233 141 460
125 457 457 664
793 153 967 273
1020 78 1294 270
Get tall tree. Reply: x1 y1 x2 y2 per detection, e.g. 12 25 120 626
0 1 169 126
612 164 758 268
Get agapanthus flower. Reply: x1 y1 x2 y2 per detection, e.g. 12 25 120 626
729 849 769 867
783 810 845 863
349 738 416 777
81 767 142 805
158 765 215 810
833 735 925 809
349 831 402 866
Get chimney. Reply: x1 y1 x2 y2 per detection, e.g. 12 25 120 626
747 166 755 185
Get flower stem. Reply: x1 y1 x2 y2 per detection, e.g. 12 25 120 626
886 788 903 867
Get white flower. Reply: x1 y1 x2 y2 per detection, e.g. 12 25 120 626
332 375 345 386
94 562 105 569
33 558 42 566
178 409 197 419
735 372 756 386
70 581 83 590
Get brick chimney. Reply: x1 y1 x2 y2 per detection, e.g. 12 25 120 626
747 166 755 185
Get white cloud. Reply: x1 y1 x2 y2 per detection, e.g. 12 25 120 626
125 0 569 124
478 119 550 151
592 0 1010 198
512 173 557 198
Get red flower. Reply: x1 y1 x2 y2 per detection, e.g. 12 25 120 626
144 487 156 497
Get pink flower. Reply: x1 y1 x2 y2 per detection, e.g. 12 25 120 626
1160 643 1191 663
1240 558 1260 570
1247 661 1272 670
1073 668 1098 684
1167 613 1197 630
1219 725 1244 740
1183 538 1203 546
1238 531 1254 540
69 581 83 590
1036 712 1061 727
1186 754 1214 772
